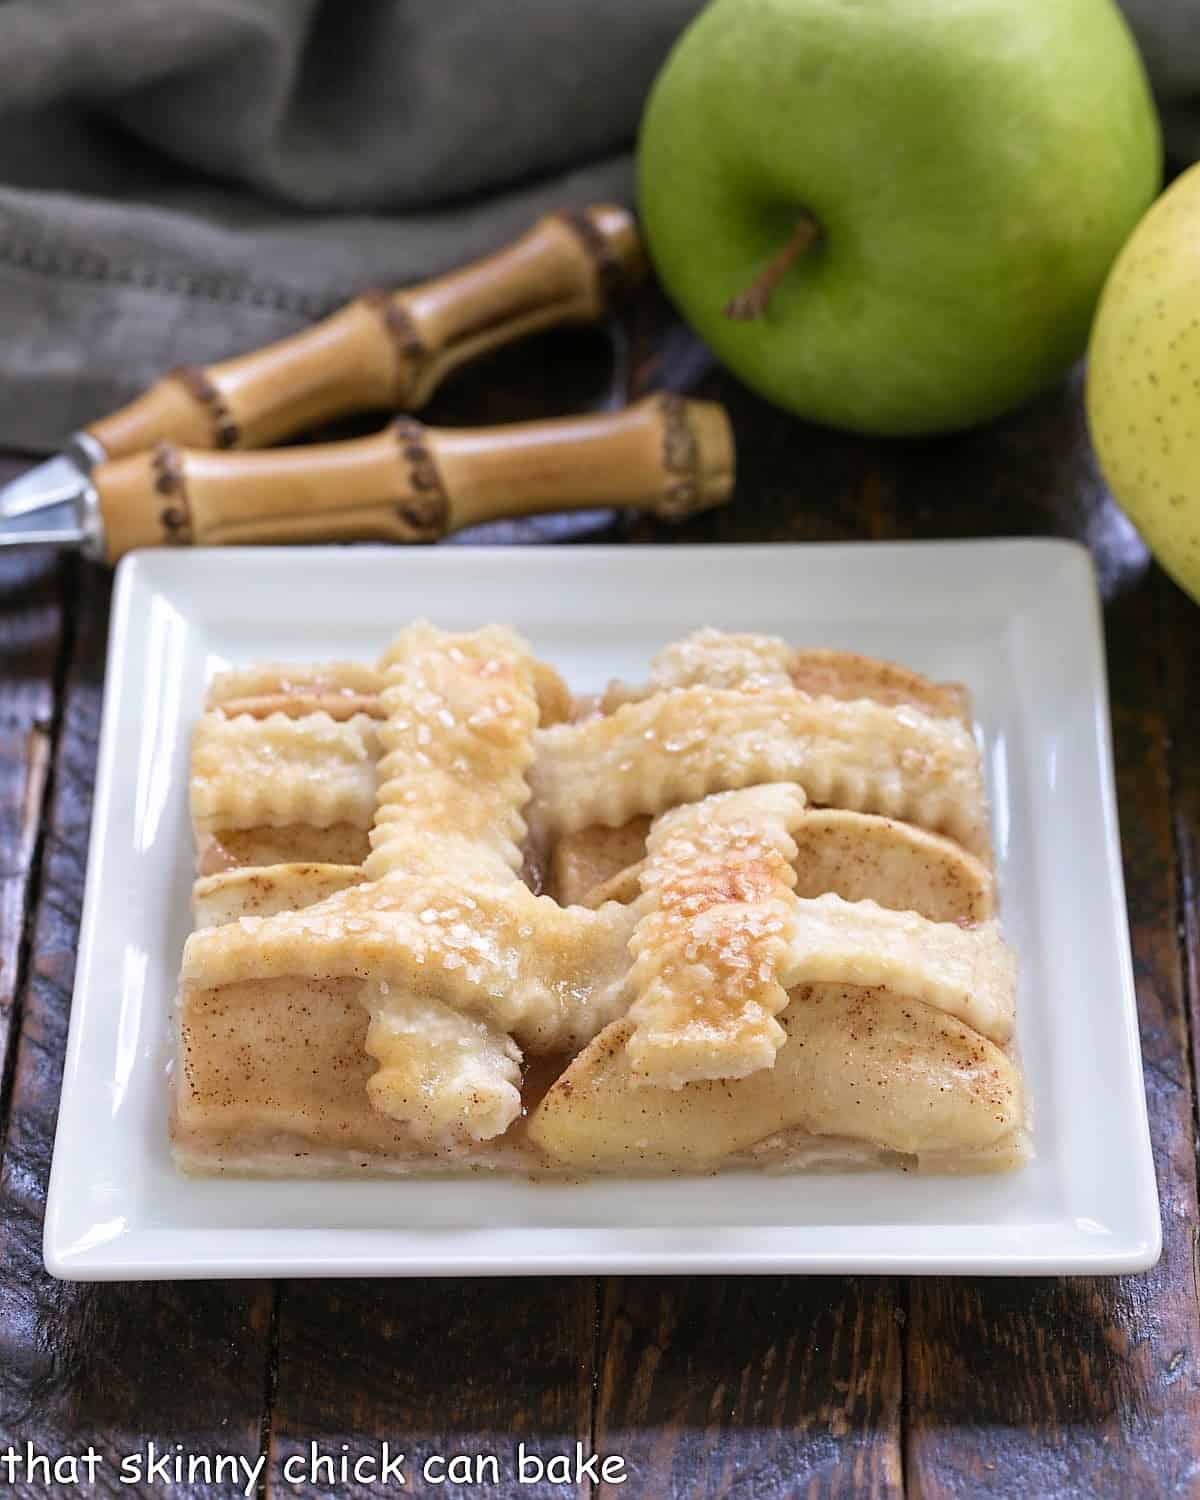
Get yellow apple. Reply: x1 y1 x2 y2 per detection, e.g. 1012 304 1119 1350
1088 164 1200 601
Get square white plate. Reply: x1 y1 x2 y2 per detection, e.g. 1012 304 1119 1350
44 542 1160 1279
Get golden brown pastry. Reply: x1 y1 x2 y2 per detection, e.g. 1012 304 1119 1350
172 625 1025 1177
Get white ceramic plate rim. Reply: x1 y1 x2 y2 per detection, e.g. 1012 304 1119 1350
44 541 1160 1278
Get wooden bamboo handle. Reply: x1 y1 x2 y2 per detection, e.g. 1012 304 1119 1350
92 394 734 562
84 205 645 461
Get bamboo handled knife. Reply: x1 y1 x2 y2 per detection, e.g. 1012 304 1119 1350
0 206 735 560
83 396 732 563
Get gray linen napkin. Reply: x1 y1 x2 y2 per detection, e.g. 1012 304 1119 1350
0 0 1190 453
0 0 704 450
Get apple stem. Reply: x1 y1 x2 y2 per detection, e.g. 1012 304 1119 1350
724 212 822 321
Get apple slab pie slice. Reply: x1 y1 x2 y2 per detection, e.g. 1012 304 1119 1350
173 623 1026 1177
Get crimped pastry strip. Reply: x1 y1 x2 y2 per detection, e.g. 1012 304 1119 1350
782 895 1014 1045
625 785 807 1086
181 873 638 1054
190 711 379 834
362 983 522 1146
366 623 540 882
360 622 544 1142
530 687 989 854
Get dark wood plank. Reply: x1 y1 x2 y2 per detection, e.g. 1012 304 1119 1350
268 1278 596 1498
891 377 1200 1496
593 1276 903 1499
1162 573 1200 1184
0 528 62 1116
0 563 274 1495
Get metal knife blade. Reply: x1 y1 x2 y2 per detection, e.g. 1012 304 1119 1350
0 439 103 554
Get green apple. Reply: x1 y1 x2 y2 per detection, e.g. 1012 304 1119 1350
637 0 1161 436
1087 164 1200 603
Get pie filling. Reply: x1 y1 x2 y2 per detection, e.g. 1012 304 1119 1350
173 625 1027 1176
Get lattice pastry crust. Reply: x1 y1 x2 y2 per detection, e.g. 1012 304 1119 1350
621 787 1012 1089
173 625 1025 1176
529 686 988 855
190 711 379 834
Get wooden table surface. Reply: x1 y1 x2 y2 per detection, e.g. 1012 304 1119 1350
0 292 1197 1499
